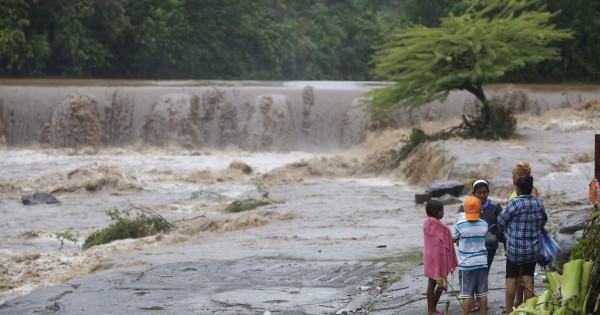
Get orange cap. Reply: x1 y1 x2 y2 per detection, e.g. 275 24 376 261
464 196 481 221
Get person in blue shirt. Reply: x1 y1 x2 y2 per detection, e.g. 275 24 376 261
453 196 489 315
456 179 503 312
498 175 547 313
457 179 503 270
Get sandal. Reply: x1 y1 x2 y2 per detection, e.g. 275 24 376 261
470 306 480 313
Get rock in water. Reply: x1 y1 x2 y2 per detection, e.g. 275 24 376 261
22 192 60 205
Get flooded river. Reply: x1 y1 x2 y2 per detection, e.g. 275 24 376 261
1 80 599 312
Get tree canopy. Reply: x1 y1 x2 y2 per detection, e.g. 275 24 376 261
367 0 573 118
0 0 597 82
0 0 386 80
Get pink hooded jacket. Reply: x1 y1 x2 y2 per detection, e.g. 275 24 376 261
423 216 458 280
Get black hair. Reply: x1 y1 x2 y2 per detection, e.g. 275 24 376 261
425 200 444 217
515 175 533 195
472 179 489 194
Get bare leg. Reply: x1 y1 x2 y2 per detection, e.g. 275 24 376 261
521 275 535 301
427 278 443 315
514 275 524 308
505 277 518 313
434 286 443 309
462 298 473 315
473 297 481 310
478 296 488 315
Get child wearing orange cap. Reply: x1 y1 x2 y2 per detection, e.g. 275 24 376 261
453 196 489 315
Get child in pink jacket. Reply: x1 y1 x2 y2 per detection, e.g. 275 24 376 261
423 200 458 315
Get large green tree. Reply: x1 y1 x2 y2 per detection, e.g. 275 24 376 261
117 0 189 79
540 0 600 81
368 0 572 138
48 0 111 76
0 0 51 76
0 0 29 74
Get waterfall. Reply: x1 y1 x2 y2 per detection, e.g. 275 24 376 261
0 81 375 152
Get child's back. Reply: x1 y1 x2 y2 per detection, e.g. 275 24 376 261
453 196 489 315
453 217 488 270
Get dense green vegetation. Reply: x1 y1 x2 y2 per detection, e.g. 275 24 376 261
0 0 598 82
83 207 175 250
0 0 384 80
572 211 600 313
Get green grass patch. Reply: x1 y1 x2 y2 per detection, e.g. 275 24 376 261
83 207 175 250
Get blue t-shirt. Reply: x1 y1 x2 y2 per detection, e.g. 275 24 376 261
453 218 488 271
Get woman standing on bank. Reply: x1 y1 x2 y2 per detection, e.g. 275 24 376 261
499 175 547 313
510 161 539 199
508 161 539 308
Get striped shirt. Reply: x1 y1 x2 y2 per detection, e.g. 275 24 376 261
453 218 488 271
498 195 547 265
456 199 503 250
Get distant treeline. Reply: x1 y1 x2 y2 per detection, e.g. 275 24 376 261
0 0 598 82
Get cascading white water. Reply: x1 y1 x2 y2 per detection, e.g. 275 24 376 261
2 80 597 151
0 81 378 151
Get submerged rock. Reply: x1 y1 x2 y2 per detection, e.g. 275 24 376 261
558 219 587 234
414 192 431 204
228 161 252 174
22 192 60 205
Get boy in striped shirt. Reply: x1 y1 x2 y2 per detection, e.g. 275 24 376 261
453 196 489 315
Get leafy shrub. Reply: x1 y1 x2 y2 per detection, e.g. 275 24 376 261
55 231 79 250
83 207 174 250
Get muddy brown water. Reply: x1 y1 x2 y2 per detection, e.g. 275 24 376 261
0 81 599 312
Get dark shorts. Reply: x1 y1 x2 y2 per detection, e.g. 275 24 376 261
486 249 496 270
459 268 489 299
506 259 536 278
